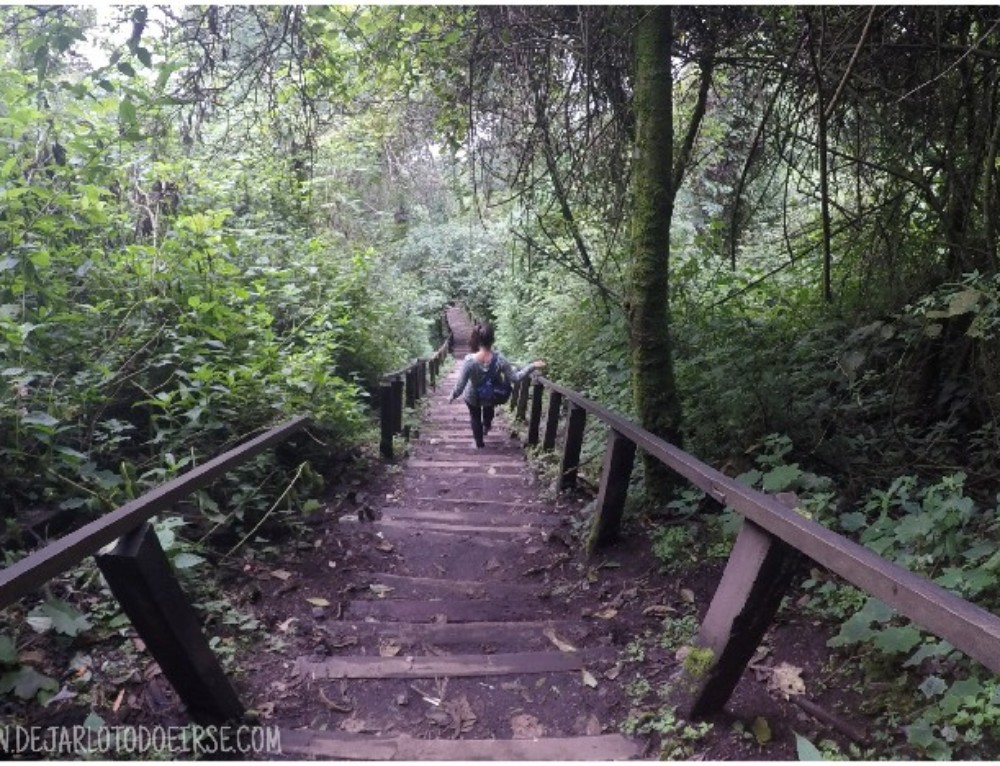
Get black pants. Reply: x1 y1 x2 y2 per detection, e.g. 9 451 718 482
466 402 495 447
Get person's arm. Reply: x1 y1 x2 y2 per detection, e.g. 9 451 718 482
449 357 474 402
501 355 546 383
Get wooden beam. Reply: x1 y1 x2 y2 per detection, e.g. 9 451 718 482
379 383 393 460
527 381 544 446
684 517 801 718
0 416 309 609
278 730 640 761
515 376 530 420
543 391 563 451
557 403 587 492
95 523 243 725
391 376 403 433
586 430 636 553
295 648 613 680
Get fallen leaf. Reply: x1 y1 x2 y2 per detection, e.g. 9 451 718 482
604 664 622 681
444 694 476 737
277 617 297 633
510 713 545 739
378 640 402 658
543 627 577 653
592 607 618 620
340 717 372 734
327 561 337 569
484 557 501 572
375 540 394 553
487 467 497 475
319 687 353 713
270 570 292 581
643 604 677 618
752 716 772 745
578 713 602 736
306 597 330 607
767 662 806 698
369 584 394 598
581 669 599 688
680 588 696 604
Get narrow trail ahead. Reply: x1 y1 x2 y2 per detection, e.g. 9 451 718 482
277 307 640 760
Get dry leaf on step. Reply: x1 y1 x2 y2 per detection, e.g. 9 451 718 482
270 570 292 581
375 540 394 553
444 694 476 738
542 627 577 653
592 607 618 620
378 639 402 658
680 588 696 604
767 662 806 698
510 713 545 739
369 584 394 598
305 597 330 607
751 716 772 745
581 669 599 688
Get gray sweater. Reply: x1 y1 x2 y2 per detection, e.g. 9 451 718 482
450 352 536 406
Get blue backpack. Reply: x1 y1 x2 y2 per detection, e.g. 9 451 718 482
475 355 512 406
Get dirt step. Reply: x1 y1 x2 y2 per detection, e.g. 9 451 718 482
343 597 561 623
294 648 614 680
278 729 639 760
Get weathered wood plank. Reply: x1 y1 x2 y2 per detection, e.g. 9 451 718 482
390 377 404 433
543 390 563 451
0 416 309 609
381 508 559 527
558 403 587 492
376 518 548 537
587 430 636 553
408 459 524 469
322 619 590 647
295 648 612 680
684 518 801 718
515 375 530 420
527 381 544 445
344 597 557 623
278 729 639 761
379 382 394 460
411 496 543 509
95 523 243 725
360 572 538 599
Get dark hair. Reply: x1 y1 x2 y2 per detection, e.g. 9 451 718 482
470 323 494 351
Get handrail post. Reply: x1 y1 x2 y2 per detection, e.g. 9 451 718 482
405 367 417 409
527 381 544 446
95 522 244 726
543 391 562 451
557 403 587 492
509 379 521 412
379 382 394 459
515 376 530 421
683 510 802 719
586 430 636 553
391 376 404 433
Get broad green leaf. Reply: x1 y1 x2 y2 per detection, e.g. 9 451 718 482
872 625 922 654
0 635 17 665
919 675 947 698
0 666 58 700
794 732 824 760
37 600 92 637
117 61 136 77
735 469 762 487
21 411 59 428
838 512 866 532
751 716 771 745
84 712 105 730
136 47 153 67
761 464 801 492
946 289 980 316
947 677 983 699
119 98 137 125
29 249 50 268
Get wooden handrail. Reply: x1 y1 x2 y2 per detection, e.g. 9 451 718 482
0 415 310 610
527 374 1000 677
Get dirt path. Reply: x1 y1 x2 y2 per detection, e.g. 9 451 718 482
262 308 640 760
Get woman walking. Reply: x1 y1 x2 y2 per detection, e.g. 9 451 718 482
449 323 545 448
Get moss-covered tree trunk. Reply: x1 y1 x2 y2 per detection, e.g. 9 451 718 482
628 6 683 502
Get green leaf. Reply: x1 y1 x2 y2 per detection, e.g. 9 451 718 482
947 677 983 700
794 732 824 760
0 634 17 666
119 98 137 126
29 249 51 268
838 512 867 532
84 712 105 730
0 666 59 700
872 625 922 654
136 47 153 67
302 499 321 513
117 61 136 77
919 675 947 698
761 464 802 492
37 600 92 637
21 411 59 428
172 552 206 569
735 469 762 487
751 716 771 745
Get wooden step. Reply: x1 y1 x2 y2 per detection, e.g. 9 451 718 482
294 648 613 680
278 729 640 760
358 572 538 599
376 518 548 536
381 507 560 527
344 597 558 623
321 619 595 647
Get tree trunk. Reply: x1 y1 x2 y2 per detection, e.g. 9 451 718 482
628 6 683 502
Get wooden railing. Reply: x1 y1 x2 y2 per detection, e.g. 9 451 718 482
0 415 310 725
378 329 453 460
508 374 1000 718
